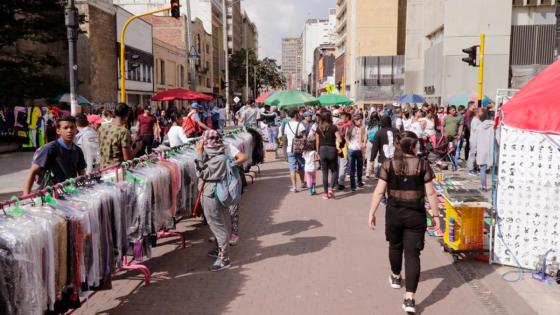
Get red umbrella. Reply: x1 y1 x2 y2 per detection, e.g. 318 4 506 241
501 60 560 134
256 90 275 103
152 88 213 101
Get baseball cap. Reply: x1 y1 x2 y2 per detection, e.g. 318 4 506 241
303 111 312 117
191 102 201 110
87 114 102 125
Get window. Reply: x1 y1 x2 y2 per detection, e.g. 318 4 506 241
179 65 184 87
159 59 166 84
206 44 210 54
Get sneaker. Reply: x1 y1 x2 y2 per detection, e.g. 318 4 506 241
311 184 316 194
289 187 298 193
328 189 336 200
337 185 345 191
351 187 356 192
358 182 365 188
208 248 219 258
301 182 307 189
229 234 239 246
402 298 416 313
308 189 314 196
322 193 329 200
209 257 231 272
390 274 402 289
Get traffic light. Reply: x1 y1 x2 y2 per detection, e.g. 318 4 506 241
462 45 478 67
170 0 180 18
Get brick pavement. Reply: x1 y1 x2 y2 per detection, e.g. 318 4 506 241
74 159 540 315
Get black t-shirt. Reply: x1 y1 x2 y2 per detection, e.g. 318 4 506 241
33 139 86 184
379 157 434 211
317 125 338 147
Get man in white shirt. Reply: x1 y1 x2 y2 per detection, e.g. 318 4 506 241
167 114 189 147
285 109 306 192
236 100 261 126
75 113 100 174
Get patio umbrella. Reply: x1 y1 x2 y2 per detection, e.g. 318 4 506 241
396 94 425 104
49 93 91 105
317 94 353 106
152 88 213 101
263 90 319 109
256 90 275 103
446 92 492 107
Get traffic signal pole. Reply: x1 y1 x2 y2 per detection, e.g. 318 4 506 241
65 0 80 115
119 6 172 103
477 33 485 107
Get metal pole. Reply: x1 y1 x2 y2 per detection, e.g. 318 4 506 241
185 0 197 89
119 7 172 103
222 0 230 123
477 33 485 107
245 26 249 102
254 63 257 99
65 0 80 115
555 0 560 60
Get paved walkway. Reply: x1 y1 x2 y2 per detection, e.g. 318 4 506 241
73 160 540 315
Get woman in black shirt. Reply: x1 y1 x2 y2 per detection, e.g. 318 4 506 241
316 111 342 199
368 131 441 314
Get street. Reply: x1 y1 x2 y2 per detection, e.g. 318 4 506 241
62 159 554 315
0 151 33 200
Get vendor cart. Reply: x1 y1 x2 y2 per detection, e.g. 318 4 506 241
439 191 493 262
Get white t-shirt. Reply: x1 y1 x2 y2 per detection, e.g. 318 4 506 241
303 150 318 172
410 120 423 138
225 143 240 159
285 120 306 154
420 117 436 137
167 125 189 147
239 106 260 125
348 126 362 151
403 118 413 132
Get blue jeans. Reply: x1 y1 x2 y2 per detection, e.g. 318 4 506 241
479 164 488 190
267 126 279 145
454 137 463 162
348 149 363 190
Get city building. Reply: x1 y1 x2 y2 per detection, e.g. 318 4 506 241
282 37 303 90
116 5 154 108
152 38 187 111
311 44 336 96
335 0 407 107
301 10 336 91
226 0 243 54
404 0 556 105
241 10 259 54
191 17 214 94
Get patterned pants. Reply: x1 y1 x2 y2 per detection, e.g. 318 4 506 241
229 204 240 235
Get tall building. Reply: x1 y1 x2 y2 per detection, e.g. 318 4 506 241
241 10 259 54
336 0 407 106
226 0 242 54
282 37 303 90
403 0 556 105
301 10 336 91
311 44 336 96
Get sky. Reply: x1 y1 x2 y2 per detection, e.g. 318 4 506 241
243 0 333 64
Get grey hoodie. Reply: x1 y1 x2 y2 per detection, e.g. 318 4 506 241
473 120 495 167
195 147 228 196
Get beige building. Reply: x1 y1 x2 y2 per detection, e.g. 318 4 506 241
226 0 243 54
282 37 303 90
153 38 187 92
336 0 407 106
192 17 214 94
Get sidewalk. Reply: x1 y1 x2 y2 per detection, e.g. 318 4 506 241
0 151 33 200
60 159 559 314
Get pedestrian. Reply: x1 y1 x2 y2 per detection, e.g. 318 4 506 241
224 140 247 246
402 105 413 131
101 110 114 125
75 113 100 175
316 111 342 200
368 131 442 314
467 107 482 174
195 129 231 271
98 103 134 167
346 113 366 191
336 111 352 190
158 109 171 140
471 109 494 191
370 116 397 177
214 104 227 130
419 109 436 149
167 114 189 147
462 101 476 161
135 106 159 155
236 99 260 126
87 114 103 131
302 141 319 196
183 102 209 138
284 109 307 192
365 112 380 178
443 105 464 166
260 105 279 147
23 115 86 195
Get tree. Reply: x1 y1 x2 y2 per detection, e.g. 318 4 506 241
229 50 286 99
0 0 69 101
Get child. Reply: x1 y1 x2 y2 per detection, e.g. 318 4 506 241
302 142 319 196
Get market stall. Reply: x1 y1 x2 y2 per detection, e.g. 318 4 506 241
492 60 560 271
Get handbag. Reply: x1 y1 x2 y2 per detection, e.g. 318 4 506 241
288 122 305 154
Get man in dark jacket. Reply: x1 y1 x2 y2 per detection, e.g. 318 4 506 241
370 116 397 177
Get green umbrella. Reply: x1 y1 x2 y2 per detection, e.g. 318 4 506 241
317 93 353 106
263 90 319 109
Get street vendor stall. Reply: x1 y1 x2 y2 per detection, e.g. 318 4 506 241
492 60 560 271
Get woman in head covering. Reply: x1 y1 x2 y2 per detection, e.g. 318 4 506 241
195 129 231 271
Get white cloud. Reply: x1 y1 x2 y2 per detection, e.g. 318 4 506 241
243 0 334 62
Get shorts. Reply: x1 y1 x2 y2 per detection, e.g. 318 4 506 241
287 153 304 172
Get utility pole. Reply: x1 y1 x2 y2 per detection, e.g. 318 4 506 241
222 0 230 123
245 25 249 102
185 0 197 89
556 0 560 60
65 0 80 115
477 33 485 107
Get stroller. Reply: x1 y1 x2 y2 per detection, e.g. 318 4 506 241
427 134 458 171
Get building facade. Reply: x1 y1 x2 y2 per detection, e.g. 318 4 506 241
301 11 336 91
282 37 303 90
153 39 187 92
192 17 214 94
116 6 154 108
311 44 336 96
241 10 259 53
226 0 243 54
336 0 407 106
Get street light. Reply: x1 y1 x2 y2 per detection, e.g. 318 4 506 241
65 0 79 115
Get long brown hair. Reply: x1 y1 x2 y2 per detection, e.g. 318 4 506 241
393 131 419 175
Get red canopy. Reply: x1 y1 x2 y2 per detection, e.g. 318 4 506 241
152 88 213 102
256 90 275 103
501 60 560 135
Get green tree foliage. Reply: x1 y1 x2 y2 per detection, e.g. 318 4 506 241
229 49 286 95
0 0 68 100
